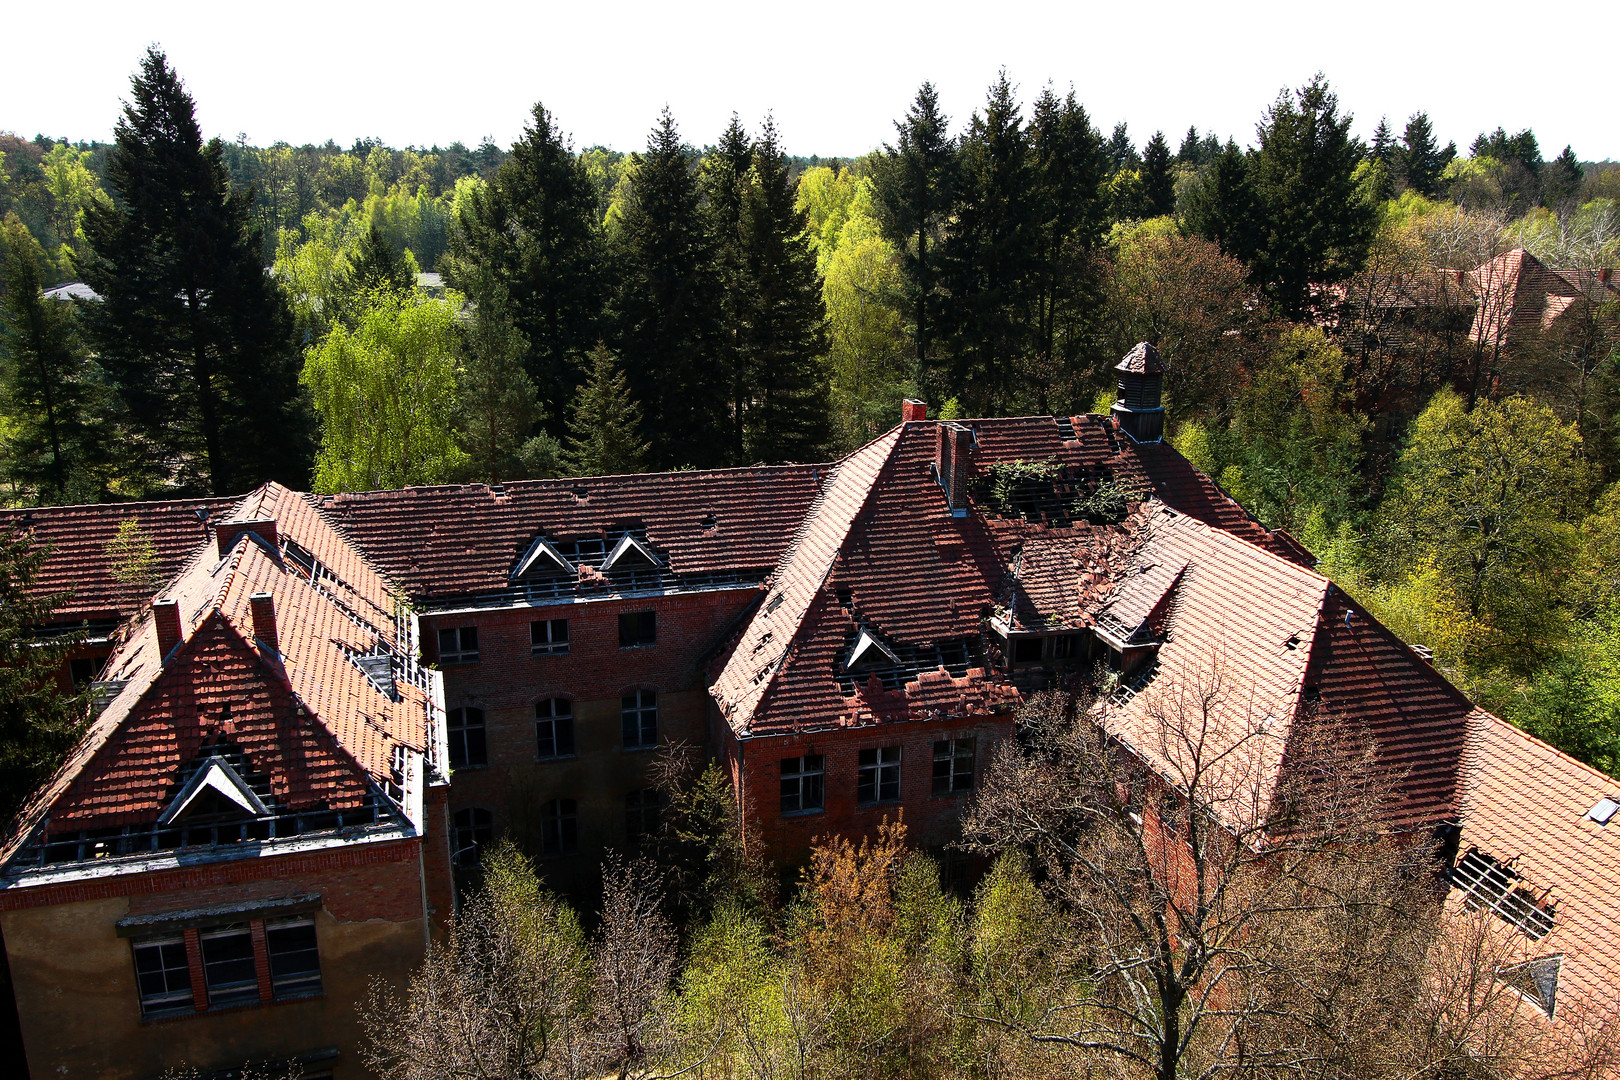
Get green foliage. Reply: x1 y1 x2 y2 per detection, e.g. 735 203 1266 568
105 517 158 593
0 526 87 823
560 346 649 477
301 289 467 493
453 276 548 484
982 457 1059 516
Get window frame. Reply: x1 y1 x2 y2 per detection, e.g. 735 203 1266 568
264 916 322 1000
132 934 193 1017
453 807 494 867
198 924 260 1009
540 797 579 857
932 738 976 796
437 625 480 664
857 746 902 806
530 618 569 656
535 698 575 760
618 610 657 649
447 706 488 770
621 690 658 750
780 754 826 815
624 787 663 842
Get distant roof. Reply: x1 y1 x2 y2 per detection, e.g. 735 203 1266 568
416 272 444 290
40 282 100 302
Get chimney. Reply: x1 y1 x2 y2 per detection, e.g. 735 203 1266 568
1111 342 1166 444
153 600 183 658
214 518 279 558
1601 268 1613 284
935 422 973 515
901 399 928 423
249 592 278 652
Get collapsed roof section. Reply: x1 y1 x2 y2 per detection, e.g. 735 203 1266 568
0 484 438 879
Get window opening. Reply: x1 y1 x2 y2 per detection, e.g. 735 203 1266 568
452 808 493 867
625 788 663 842
535 699 575 759
858 746 902 805
1585 797 1619 826
932 739 976 796
1499 956 1561 1018
621 691 658 749
265 917 322 999
200 925 259 1008
447 707 487 769
540 798 578 856
780 755 825 814
619 610 656 648
437 626 479 664
1451 848 1556 941
133 936 192 1016
531 618 569 656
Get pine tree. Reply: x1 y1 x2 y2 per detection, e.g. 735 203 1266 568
1370 118 1394 167
444 103 606 436
1183 141 1262 269
1105 123 1139 172
871 83 957 376
82 49 311 495
1396 112 1445 197
701 115 756 463
1140 132 1176 218
455 274 545 483
739 119 831 464
1249 76 1375 318
0 523 87 823
1177 126 1206 168
614 109 728 469
348 222 416 298
1028 88 1108 412
1542 146 1584 210
938 74 1038 413
0 219 110 502
562 346 649 476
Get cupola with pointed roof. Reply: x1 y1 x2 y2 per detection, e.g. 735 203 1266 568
1112 342 1165 443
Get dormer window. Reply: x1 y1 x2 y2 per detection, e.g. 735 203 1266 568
845 627 899 672
159 756 269 827
602 534 660 572
513 536 575 579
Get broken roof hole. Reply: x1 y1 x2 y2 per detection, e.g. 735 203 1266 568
700 512 718 530
765 593 784 614
571 485 589 500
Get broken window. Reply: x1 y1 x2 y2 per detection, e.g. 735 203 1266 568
625 788 663 842
265 917 322 1000
781 755 825 814
621 690 658 749
619 611 656 648
535 699 575 759
858 746 902 805
1499 956 1561 1018
540 798 578 856
932 739 976 796
447 707 487 770
132 936 192 1016
531 618 569 656
200 924 259 1008
453 808 493 867
437 626 479 664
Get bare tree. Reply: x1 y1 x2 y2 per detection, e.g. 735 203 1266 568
360 840 592 1080
592 856 680 1078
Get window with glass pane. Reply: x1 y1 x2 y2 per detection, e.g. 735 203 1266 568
535 699 575 759
266 917 322 999
625 788 663 841
932 738 976 795
858 746 902 805
531 619 569 655
780 755 825 813
540 798 578 856
200 925 259 1007
133 936 192 1015
447 707 487 769
437 625 479 663
621 690 657 748
453 807 493 866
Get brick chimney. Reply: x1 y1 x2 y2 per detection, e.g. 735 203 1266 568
153 600 183 658
214 519 279 558
249 592 278 652
901 399 928 423
935 422 973 514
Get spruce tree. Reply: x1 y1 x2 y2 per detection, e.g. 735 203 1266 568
701 116 756 463
562 346 650 476
1140 131 1177 218
1177 126 1206 168
83 49 311 495
871 83 957 377
348 223 416 298
614 109 727 469
1028 88 1108 412
1249 76 1375 318
0 219 110 502
1542 146 1584 209
739 119 831 463
444 103 606 436
937 73 1038 414
1396 112 1445 197
455 274 545 483
1184 141 1262 268
1105 123 1139 172
1370 118 1395 167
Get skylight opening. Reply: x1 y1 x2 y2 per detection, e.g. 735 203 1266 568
1451 848 1556 941
1585 797 1619 825
765 593 784 614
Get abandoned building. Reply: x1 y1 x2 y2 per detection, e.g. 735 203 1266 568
0 345 1615 1077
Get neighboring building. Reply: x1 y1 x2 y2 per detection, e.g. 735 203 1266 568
2 345 1617 1073
0 486 451 1080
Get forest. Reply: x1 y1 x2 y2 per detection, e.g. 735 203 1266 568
1 49 1619 787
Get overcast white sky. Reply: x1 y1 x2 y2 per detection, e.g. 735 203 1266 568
5 0 1616 161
